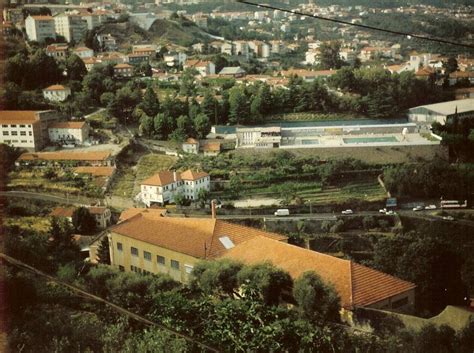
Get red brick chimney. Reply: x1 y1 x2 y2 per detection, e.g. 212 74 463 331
211 199 217 219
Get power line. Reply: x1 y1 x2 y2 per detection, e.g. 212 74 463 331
236 0 474 50
0 253 221 353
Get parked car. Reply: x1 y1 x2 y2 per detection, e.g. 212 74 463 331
386 210 396 215
425 205 437 210
413 206 424 211
379 208 387 214
341 209 353 215
274 209 290 217
442 216 455 221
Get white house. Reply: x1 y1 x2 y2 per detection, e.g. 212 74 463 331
140 169 210 207
183 59 216 76
48 121 89 145
73 46 94 59
25 15 56 42
182 137 199 154
163 52 187 67
43 84 71 102
88 206 112 229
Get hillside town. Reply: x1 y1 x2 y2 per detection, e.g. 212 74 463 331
0 0 474 352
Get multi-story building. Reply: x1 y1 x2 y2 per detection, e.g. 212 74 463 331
46 43 69 60
43 84 71 102
236 127 282 148
132 44 157 57
48 121 89 145
96 33 117 51
54 13 87 43
114 63 134 78
140 169 210 206
81 13 103 30
107 210 416 315
127 53 150 65
163 52 187 67
108 210 287 281
25 15 56 42
0 110 60 151
183 59 215 76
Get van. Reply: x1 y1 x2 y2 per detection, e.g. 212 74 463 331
274 209 290 217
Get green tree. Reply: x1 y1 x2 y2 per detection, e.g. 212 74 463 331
48 217 81 266
97 236 111 264
72 207 96 234
228 85 250 124
194 113 211 139
66 54 87 81
180 68 197 96
201 90 218 123
237 262 293 305
293 271 340 322
174 192 186 206
319 41 343 70
191 259 243 297
138 85 160 117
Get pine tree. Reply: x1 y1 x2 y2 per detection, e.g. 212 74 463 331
97 236 111 265
138 86 160 117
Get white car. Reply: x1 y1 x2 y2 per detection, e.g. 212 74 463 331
379 208 387 214
341 209 353 215
425 205 437 210
413 206 423 211
442 216 454 221
386 210 396 215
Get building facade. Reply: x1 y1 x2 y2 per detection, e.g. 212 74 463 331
48 121 89 145
140 169 210 206
408 99 474 125
0 110 60 151
54 14 87 43
25 15 56 42
43 85 71 102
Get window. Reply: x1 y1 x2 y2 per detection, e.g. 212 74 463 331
170 260 180 270
21 140 27 143
19 124 25 128
131 247 138 256
1 124 7 128
144 251 152 261
118 265 124 271
11 131 17 136
20 131 26 136
117 242 123 251
157 255 165 265
11 124 16 128
2 131 8 136
184 264 193 274
29 131 32 136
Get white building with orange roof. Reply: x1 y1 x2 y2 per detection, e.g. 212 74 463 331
25 15 56 42
42 84 71 102
0 110 60 151
46 43 69 60
48 121 89 145
114 63 133 78
140 169 210 206
73 46 94 59
183 59 216 76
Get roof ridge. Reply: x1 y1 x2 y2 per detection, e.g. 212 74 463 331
348 260 354 309
352 262 416 287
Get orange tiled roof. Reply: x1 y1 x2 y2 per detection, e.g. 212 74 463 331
110 213 287 259
221 237 416 309
118 207 167 222
88 206 108 215
18 151 111 162
44 84 69 91
142 171 181 186
185 137 199 144
415 67 434 76
0 111 41 124
31 15 53 20
74 166 115 177
49 207 75 218
180 169 209 180
114 63 133 69
201 142 221 152
49 121 85 129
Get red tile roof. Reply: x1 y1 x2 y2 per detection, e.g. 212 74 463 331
114 63 133 69
118 207 167 222
49 121 85 129
18 151 111 162
110 214 287 259
142 169 208 186
44 84 69 91
0 111 40 124
221 237 416 309
88 206 108 215
49 207 75 218
180 169 209 181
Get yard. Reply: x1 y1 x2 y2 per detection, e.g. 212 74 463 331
5 216 52 235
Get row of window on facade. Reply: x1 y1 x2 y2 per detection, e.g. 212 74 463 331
117 242 192 273
3 140 31 144
2 124 32 128
3 131 32 136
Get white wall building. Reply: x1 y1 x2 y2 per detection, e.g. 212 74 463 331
25 15 56 42
236 127 282 148
0 110 60 151
73 47 94 58
163 52 187 67
141 170 210 207
408 99 474 126
88 206 112 229
182 138 199 154
43 84 71 102
48 121 89 145
54 13 87 43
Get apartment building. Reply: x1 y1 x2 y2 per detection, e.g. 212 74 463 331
140 169 210 206
25 15 56 42
0 110 60 151
54 13 87 43
48 121 89 145
43 84 71 102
